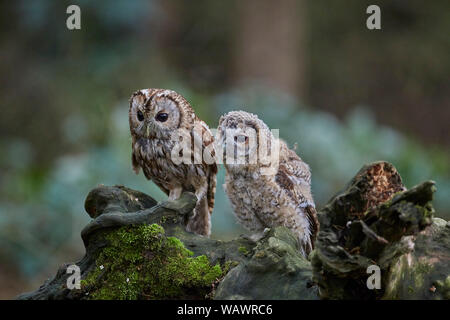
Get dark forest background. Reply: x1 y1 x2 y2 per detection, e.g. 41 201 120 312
0 0 449 298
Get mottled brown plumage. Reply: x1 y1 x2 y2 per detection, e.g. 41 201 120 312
129 89 217 236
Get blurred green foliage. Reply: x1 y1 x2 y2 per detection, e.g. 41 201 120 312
2 85 449 278
0 0 449 294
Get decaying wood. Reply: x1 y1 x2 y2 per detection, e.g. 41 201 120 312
17 162 449 300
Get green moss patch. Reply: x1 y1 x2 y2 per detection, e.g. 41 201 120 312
238 246 249 255
81 224 223 299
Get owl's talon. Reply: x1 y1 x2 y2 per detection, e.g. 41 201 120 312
168 187 183 201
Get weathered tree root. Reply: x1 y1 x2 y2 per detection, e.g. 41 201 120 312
311 161 449 299
17 162 449 300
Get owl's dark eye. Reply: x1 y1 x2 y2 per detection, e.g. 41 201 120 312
155 112 169 122
137 110 144 121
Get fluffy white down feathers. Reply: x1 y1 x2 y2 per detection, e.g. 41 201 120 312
218 111 319 256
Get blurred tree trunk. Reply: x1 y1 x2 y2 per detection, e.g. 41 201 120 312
232 0 305 97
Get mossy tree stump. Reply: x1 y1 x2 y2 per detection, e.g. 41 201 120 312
17 162 449 300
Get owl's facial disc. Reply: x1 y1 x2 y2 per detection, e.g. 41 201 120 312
221 125 258 169
135 107 149 138
129 92 149 138
147 96 181 133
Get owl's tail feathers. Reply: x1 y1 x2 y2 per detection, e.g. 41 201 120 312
302 239 314 258
298 206 319 257
299 235 315 258
186 196 211 236
207 165 218 215
305 205 320 250
185 166 216 237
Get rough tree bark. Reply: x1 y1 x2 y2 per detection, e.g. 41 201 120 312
17 162 449 300
233 0 305 96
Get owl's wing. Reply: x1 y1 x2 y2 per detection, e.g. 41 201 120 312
131 151 141 174
206 164 217 215
199 121 218 215
153 181 170 196
303 205 319 249
275 155 319 250
131 136 140 174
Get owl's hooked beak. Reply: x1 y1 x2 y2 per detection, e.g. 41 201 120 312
146 125 151 138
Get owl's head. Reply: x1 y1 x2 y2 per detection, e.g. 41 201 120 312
129 89 193 139
218 111 276 173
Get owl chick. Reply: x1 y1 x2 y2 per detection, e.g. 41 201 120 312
218 111 319 256
129 89 217 236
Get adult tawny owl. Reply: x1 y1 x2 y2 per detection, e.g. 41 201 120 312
218 111 319 256
129 89 217 236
